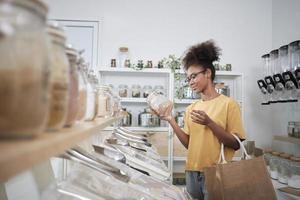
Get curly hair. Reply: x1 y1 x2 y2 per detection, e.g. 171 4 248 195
182 40 221 81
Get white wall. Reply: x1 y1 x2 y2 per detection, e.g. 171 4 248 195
45 0 274 148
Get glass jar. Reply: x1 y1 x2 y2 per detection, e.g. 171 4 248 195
118 84 128 97
175 111 185 128
118 47 129 68
64 45 79 127
269 155 279 180
0 0 50 138
288 121 295 137
278 154 291 184
288 157 300 189
76 56 87 121
83 70 97 121
279 45 289 73
97 85 113 118
131 84 141 98
263 150 272 167
111 59 116 68
46 22 70 131
154 85 165 95
288 41 300 71
147 91 173 117
112 95 121 117
270 49 279 75
294 122 300 138
121 108 132 126
143 85 152 98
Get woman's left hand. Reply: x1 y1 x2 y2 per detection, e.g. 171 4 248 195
190 110 214 126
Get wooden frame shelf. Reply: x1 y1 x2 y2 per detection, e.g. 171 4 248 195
0 117 119 182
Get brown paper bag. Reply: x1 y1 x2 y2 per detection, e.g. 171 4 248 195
204 135 277 200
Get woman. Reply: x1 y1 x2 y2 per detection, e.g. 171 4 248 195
160 40 246 199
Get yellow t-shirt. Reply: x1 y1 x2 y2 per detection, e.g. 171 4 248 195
183 94 246 172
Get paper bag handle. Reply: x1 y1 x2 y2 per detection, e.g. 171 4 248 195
218 134 251 164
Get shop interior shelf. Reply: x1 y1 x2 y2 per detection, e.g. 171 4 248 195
0 117 120 182
120 97 147 103
99 67 171 74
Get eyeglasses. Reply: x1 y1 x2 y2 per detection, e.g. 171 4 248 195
185 69 206 83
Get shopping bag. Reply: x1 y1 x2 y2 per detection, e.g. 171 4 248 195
204 134 277 200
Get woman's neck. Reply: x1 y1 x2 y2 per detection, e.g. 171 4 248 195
201 84 219 101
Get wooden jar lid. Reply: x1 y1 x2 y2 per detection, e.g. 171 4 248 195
271 151 280 156
290 156 300 162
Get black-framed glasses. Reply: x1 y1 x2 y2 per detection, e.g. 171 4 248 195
185 69 206 83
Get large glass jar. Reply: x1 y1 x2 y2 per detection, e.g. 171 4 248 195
278 154 291 184
131 84 141 98
154 85 165 96
46 22 70 131
76 56 87 121
97 85 113 118
64 45 79 127
118 84 128 97
288 156 300 189
294 122 300 138
143 85 152 98
118 47 129 68
269 152 280 179
0 0 50 138
84 69 97 121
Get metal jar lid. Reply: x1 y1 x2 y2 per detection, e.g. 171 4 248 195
47 21 66 44
65 44 78 57
10 0 49 20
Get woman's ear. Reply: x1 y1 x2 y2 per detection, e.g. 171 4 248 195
206 68 212 79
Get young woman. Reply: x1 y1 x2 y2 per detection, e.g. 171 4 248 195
161 40 246 199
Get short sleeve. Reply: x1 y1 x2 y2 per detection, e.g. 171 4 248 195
183 109 190 135
226 100 246 140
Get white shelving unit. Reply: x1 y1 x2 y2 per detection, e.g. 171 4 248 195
99 67 244 177
99 67 175 174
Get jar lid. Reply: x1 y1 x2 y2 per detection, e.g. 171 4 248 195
270 49 279 55
289 40 300 47
290 156 300 162
261 54 270 58
279 153 291 159
154 85 164 89
47 21 66 42
119 47 128 52
264 148 273 153
132 84 141 88
289 121 296 125
279 45 288 51
119 84 128 88
65 44 78 57
143 85 152 89
13 0 48 19
271 151 280 156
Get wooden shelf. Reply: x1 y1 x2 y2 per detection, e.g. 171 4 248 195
0 117 120 182
274 135 300 145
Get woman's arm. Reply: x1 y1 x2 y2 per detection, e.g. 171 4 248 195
167 117 190 149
